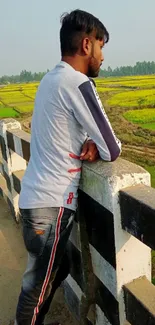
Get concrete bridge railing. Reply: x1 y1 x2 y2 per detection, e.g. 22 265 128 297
0 118 155 325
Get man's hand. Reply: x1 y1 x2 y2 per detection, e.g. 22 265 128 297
80 139 100 162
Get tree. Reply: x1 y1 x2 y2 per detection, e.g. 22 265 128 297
100 61 155 78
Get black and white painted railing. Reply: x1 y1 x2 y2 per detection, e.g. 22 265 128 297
0 118 155 325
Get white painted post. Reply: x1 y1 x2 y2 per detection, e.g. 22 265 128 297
79 158 151 325
0 118 26 220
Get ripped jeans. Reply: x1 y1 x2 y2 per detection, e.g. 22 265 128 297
15 207 75 325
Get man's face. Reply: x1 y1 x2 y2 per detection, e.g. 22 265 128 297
87 39 104 78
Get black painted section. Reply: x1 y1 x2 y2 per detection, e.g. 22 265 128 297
21 138 30 161
6 131 15 152
124 277 155 325
86 319 93 325
0 187 3 197
12 172 21 194
78 190 116 268
0 135 7 161
95 275 119 325
120 185 155 250
2 165 11 193
7 197 15 218
7 129 30 161
74 210 78 223
67 240 84 292
63 280 81 321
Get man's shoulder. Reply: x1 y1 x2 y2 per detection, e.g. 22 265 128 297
57 62 89 87
40 63 91 92
64 67 89 88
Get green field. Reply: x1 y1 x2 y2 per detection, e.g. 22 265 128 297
96 75 155 189
123 108 155 130
0 83 37 116
0 105 20 118
140 122 155 130
107 89 155 109
0 76 155 188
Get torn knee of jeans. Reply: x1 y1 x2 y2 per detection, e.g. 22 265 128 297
34 229 45 235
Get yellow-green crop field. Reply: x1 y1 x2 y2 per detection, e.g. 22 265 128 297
123 109 155 130
0 75 155 131
95 75 155 189
0 75 155 187
0 83 39 117
107 89 155 108
95 75 155 131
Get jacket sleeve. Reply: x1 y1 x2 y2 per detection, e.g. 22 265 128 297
71 80 121 162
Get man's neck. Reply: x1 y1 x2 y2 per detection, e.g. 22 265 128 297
61 56 87 75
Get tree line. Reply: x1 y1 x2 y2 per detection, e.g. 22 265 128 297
100 61 155 77
0 61 155 84
0 70 49 85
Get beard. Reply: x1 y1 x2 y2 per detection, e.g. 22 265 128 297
87 57 101 78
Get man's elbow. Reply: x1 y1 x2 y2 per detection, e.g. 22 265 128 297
110 147 121 162
99 148 120 162
99 142 122 162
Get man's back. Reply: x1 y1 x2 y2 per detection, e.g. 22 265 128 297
19 61 89 211
19 61 121 211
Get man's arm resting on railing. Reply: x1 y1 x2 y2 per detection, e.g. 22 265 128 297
72 80 122 162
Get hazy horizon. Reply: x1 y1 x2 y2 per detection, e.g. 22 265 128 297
1 0 155 76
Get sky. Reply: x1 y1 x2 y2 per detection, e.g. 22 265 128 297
1 0 155 76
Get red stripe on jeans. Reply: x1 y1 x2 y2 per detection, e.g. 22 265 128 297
31 207 64 325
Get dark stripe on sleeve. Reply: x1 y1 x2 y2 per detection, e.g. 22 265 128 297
79 81 120 161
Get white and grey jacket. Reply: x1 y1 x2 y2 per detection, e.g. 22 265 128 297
19 61 121 211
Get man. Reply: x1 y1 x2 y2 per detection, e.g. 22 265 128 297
14 9 121 325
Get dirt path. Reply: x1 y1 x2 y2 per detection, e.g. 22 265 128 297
123 144 155 159
124 144 155 154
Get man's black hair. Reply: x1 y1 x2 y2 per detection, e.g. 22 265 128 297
60 9 109 56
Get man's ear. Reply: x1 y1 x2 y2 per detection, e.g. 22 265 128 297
82 38 91 55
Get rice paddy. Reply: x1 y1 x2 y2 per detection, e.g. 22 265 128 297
0 75 155 132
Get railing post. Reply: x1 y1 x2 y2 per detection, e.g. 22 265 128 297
0 119 153 324
65 158 152 325
0 118 26 220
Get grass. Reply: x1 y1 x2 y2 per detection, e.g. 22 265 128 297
97 87 122 92
107 89 155 108
144 166 155 188
21 90 36 100
96 75 155 87
1 77 155 117
0 106 20 118
123 108 155 131
139 122 155 130
0 83 37 115
15 102 34 113
98 79 155 89
123 108 155 123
